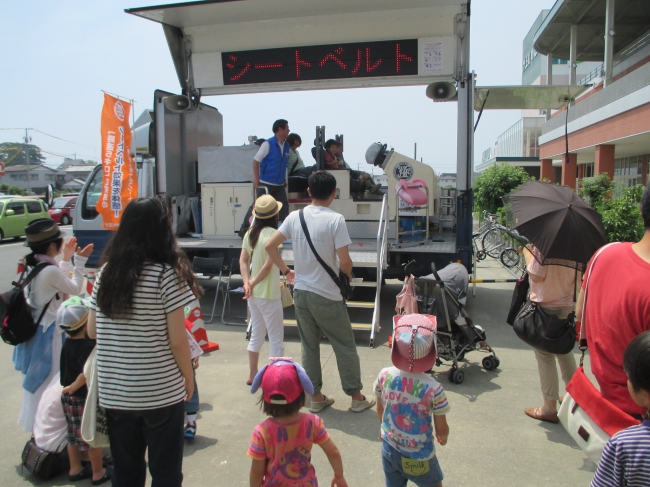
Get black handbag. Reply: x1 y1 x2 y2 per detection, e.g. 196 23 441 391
506 272 530 326
513 299 576 355
298 208 353 301
21 437 68 480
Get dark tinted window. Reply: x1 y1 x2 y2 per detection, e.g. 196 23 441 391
7 202 25 215
27 201 43 214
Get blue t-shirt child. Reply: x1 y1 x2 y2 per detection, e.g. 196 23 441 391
374 366 450 460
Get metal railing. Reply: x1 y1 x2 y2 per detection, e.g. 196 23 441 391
577 63 604 86
370 194 389 348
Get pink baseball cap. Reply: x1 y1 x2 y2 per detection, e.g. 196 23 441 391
391 314 438 373
250 358 314 404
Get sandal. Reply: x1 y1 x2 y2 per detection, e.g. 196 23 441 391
309 395 335 413
69 464 92 482
246 378 253 386
524 407 559 424
91 467 112 486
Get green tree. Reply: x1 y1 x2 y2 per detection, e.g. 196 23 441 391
600 184 645 242
473 163 531 215
579 173 613 210
0 142 46 167
0 183 27 196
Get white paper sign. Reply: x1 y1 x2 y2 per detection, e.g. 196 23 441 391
422 42 444 74
187 329 204 359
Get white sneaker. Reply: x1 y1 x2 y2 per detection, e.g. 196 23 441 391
349 396 376 413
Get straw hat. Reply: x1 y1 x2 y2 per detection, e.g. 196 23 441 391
252 194 282 219
24 218 66 247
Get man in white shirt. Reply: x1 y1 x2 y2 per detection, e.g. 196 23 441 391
265 171 376 414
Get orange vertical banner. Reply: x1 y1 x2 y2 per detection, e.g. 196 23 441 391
98 93 138 229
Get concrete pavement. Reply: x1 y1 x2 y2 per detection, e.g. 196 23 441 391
0 243 598 486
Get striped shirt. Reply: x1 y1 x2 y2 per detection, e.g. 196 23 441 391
591 419 650 487
374 366 450 460
89 263 195 410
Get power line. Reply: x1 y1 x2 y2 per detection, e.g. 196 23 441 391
32 129 99 149
0 127 99 150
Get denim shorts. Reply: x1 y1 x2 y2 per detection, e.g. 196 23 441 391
382 441 444 487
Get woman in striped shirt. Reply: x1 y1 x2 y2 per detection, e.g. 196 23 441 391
88 198 196 487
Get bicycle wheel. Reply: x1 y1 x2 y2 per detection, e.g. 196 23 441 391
500 247 520 268
482 228 506 259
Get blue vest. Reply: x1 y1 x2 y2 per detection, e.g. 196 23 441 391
259 135 290 186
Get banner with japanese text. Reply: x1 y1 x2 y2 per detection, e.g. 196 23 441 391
98 93 138 229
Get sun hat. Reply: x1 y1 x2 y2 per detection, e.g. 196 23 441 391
251 357 314 404
391 314 438 373
252 194 282 219
57 296 89 331
24 218 66 247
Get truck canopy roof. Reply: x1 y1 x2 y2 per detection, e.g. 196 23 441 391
126 0 468 95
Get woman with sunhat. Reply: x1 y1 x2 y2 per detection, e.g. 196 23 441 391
13 218 93 432
240 194 286 385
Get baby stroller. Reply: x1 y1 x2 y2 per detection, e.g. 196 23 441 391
405 261 500 384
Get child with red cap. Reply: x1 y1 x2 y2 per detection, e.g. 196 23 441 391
247 358 348 487
374 314 450 487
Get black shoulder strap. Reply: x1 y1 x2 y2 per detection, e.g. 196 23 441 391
13 262 54 289
298 208 341 286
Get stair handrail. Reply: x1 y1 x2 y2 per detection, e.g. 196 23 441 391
371 195 389 346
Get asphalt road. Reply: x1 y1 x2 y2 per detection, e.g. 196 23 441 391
0 237 598 487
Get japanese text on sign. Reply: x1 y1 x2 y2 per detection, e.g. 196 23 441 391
222 39 418 85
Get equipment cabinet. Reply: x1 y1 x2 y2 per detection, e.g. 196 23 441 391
201 183 253 237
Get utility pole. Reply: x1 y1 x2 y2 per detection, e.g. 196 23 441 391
24 128 33 194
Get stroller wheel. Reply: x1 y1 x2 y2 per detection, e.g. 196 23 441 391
493 357 500 368
451 369 464 384
482 356 496 371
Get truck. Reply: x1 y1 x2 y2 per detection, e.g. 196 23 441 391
74 0 477 347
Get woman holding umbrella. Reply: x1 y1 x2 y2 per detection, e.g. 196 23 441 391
522 245 578 423
504 181 608 424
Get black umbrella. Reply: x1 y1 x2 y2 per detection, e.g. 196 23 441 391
504 181 607 271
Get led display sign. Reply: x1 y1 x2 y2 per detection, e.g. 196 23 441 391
222 39 418 85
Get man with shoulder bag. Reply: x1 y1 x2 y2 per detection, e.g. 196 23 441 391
265 171 375 414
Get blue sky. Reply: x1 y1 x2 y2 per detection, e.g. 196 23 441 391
0 0 555 174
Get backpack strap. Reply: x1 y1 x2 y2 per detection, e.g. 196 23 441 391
13 262 54 290
18 263 58 327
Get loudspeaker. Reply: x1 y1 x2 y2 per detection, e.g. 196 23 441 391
426 82 457 101
164 95 191 112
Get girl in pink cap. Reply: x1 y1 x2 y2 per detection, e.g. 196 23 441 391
375 314 451 487
247 358 348 487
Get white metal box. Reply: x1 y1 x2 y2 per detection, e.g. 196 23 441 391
201 183 254 238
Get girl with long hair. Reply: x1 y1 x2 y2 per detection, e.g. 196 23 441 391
87 197 195 487
240 194 286 385
13 218 93 432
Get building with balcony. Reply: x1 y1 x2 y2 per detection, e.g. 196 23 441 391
534 0 650 189
478 8 601 177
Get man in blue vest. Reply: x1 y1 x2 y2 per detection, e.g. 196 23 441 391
239 119 291 236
